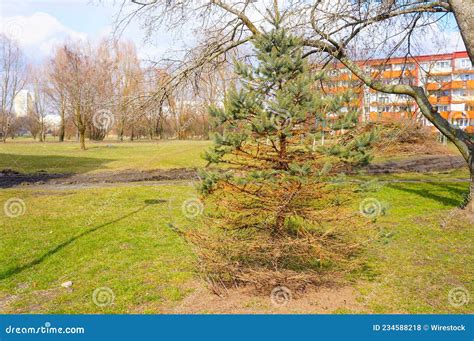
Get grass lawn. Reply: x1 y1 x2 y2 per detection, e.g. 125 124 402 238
1 176 472 313
0 140 211 174
0 184 199 313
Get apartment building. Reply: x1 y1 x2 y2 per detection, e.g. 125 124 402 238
324 51 474 133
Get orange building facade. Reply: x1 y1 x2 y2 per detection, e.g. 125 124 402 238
325 51 474 133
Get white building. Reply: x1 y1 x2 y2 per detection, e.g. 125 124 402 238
13 89 34 117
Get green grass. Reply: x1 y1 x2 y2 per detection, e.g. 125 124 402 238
353 180 473 313
0 177 471 313
0 184 200 313
0 140 211 174
0 140 472 313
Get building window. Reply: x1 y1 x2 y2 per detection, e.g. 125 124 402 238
459 59 472 69
436 61 450 69
453 89 467 96
437 105 449 112
461 74 473 81
455 118 468 127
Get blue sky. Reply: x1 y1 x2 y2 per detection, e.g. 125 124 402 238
0 0 466 63
0 0 182 62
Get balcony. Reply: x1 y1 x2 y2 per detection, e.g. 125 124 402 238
450 80 464 89
427 68 452 76
429 95 451 104
426 82 451 91
381 70 417 78
449 80 474 90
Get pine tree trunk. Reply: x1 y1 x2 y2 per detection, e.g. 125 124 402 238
278 134 288 170
274 133 289 233
275 214 285 234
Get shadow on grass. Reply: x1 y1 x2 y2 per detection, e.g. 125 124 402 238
387 182 469 207
0 153 115 188
0 199 166 280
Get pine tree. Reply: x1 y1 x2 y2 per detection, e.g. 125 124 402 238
191 19 377 289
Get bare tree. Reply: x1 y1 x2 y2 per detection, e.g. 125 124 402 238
48 47 70 142
60 43 98 150
0 34 26 142
28 64 49 142
112 40 142 141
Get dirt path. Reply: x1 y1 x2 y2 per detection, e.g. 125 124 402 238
0 155 467 189
365 155 466 174
0 168 199 189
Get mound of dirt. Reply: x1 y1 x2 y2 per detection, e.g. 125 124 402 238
372 120 451 156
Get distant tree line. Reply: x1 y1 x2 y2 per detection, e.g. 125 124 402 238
0 34 233 149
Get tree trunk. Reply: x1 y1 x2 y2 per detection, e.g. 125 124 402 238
278 134 288 170
79 129 86 150
75 106 86 150
2 116 9 143
449 0 474 62
450 0 474 212
118 126 124 141
58 125 65 142
39 121 44 142
469 156 474 213
58 106 65 142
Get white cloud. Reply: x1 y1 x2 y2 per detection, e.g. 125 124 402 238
413 23 465 55
1 12 87 58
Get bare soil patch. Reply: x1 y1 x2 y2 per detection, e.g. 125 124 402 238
0 168 199 188
365 155 466 174
164 281 365 314
0 154 467 189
